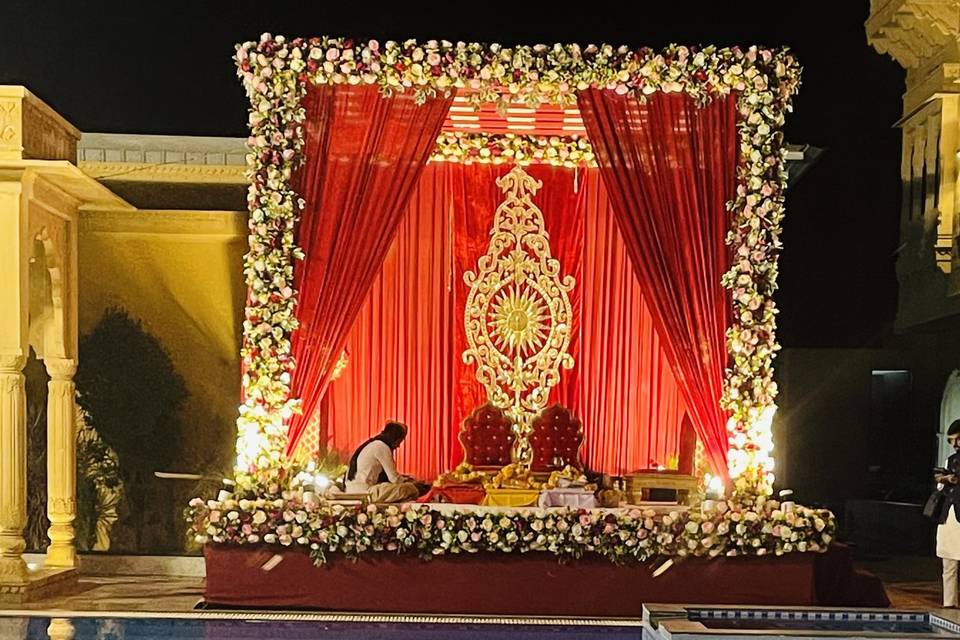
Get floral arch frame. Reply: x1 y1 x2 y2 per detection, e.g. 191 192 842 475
233 35 799 495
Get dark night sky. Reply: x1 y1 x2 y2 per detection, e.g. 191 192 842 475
1 1 904 348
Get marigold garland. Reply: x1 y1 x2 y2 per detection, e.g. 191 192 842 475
233 34 800 494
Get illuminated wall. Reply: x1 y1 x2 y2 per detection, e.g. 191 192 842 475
77 209 247 477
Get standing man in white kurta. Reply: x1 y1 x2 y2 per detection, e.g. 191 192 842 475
936 420 960 607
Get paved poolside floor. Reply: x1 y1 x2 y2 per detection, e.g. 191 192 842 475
0 553 949 619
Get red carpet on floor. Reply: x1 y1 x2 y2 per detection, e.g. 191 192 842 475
204 543 888 615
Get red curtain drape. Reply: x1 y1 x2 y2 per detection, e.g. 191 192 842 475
578 89 736 479
325 162 686 478
327 166 456 479
579 170 686 474
286 84 453 455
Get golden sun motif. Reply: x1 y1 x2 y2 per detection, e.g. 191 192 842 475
490 286 548 355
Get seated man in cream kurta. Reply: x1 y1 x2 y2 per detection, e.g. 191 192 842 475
344 421 418 503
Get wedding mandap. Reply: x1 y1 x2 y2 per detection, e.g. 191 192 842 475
186 34 888 614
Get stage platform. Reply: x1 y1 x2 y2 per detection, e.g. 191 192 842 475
203 543 888 616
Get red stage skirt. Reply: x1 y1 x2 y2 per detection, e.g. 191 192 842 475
203 544 888 615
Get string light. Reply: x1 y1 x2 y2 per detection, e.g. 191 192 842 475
704 473 725 499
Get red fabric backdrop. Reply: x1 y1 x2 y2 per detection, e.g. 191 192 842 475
578 170 684 473
449 164 583 470
579 90 736 479
327 162 686 478
286 84 453 455
326 166 457 476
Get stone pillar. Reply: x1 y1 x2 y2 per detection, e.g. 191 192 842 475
45 357 77 568
0 355 27 585
47 618 75 640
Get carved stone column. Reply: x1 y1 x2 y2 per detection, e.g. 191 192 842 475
0 355 27 585
45 357 77 568
47 618 75 640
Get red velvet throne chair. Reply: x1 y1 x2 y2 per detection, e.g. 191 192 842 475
459 403 516 469
529 404 584 473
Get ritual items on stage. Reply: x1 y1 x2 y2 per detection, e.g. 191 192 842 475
482 462 594 491
485 463 541 490
428 461 602 506
544 465 596 492
481 487 541 507
432 462 485 487
424 463 489 504
625 470 700 505
417 484 487 505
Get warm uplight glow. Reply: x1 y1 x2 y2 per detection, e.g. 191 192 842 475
291 460 332 492
293 460 317 486
235 408 287 478
727 404 777 491
330 349 349 381
705 473 725 499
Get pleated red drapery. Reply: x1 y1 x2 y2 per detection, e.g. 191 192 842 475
327 162 686 479
327 166 457 477
285 84 453 455
577 89 737 479
578 170 685 473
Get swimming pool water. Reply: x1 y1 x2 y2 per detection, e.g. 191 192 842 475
641 605 960 638
0 616 642 640
699 617 952 634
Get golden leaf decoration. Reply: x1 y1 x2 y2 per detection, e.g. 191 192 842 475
463 165 575 467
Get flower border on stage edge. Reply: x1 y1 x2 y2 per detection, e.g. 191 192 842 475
233 35 801 494
186 495 835 566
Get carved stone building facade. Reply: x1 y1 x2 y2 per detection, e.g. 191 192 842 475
0 85 253 602
866 0 960 486
0 87 131 601
868 0 960 326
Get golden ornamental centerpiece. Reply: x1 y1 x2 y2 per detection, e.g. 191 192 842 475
463 165 575 467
